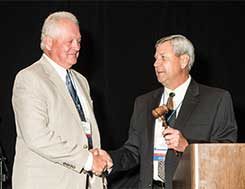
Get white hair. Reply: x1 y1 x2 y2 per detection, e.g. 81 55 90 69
40 11 79 50
155 34 195 71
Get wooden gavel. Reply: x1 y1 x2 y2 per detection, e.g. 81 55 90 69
152 104 170 129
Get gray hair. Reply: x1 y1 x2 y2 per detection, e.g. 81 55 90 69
155 34 195 71
40 11 79 50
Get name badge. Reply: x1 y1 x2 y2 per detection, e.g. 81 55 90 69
153 148 167 161
81 121 91 135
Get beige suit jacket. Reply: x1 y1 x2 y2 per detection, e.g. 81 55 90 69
12 55 103 189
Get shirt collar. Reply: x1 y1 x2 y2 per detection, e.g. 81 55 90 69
43 53 67 82
163 75 191 109
165 75 191 95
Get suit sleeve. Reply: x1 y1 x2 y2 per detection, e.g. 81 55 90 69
209 91 238 142
12 70 89 173
109 98 141 173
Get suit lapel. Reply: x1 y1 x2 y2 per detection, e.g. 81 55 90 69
174 79 200 130
165 80 200 186
39 56 83 129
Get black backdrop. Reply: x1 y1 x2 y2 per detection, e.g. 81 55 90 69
1 1 245 188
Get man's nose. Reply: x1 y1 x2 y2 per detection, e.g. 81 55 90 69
154 59 161 67
72 40 80 50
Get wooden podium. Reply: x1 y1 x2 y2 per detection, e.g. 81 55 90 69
173 144 245 189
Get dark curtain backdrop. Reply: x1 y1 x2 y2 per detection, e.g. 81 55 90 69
1 1 245 189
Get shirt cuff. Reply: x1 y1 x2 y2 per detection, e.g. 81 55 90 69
84 151 93 171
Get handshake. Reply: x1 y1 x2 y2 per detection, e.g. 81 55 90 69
90 148 113 176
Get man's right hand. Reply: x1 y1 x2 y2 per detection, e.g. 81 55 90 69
90 148 113 176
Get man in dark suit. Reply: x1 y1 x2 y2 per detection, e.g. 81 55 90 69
102 34 237 189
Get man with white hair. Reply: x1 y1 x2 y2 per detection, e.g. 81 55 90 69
12 11 111 189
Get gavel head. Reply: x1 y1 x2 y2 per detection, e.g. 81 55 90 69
152 105 169 119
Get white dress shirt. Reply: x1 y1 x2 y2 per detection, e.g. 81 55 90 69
153 76 191 181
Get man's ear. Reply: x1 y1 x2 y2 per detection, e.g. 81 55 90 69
44 36 53 51
180 54 190 69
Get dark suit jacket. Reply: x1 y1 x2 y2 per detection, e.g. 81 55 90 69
109 79 237 189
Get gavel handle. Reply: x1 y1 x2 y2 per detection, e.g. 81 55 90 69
159 116 168 129
174 150 180 156
162 123 180 157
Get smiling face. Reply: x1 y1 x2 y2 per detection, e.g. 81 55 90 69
154 41 189 90
44 18 81 69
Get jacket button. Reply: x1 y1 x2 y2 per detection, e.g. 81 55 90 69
83 144 88 149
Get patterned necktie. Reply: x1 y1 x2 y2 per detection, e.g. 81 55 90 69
166 92 175 111
66 70 86 121
158 92 176 182
66 70 93 149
